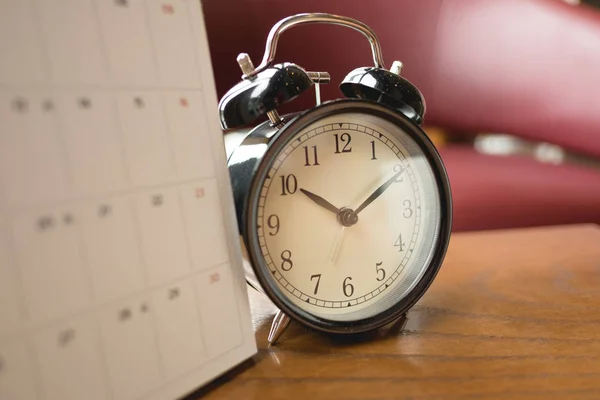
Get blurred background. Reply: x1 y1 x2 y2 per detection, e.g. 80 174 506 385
203 0 600 232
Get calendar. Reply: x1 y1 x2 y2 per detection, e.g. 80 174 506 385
0 1 257 400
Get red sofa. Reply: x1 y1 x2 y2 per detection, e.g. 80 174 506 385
204 0 600 231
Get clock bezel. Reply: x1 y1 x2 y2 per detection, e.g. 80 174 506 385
242 98 452 334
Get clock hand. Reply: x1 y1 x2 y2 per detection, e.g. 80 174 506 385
329 227 346 265
299 188 340 215
354 167 404 215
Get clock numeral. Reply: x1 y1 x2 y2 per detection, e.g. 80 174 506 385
310 274 321 295
267 214 280 236
394 234 405 252
334 133 352 154
393 164 404 182
343 276 354 297
281 250 293 271
403 199 413 218
303 145 320 166
370 140 377 160
279 174 298 196
375 261 385 281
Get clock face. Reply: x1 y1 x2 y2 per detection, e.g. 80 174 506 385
247 102 448 325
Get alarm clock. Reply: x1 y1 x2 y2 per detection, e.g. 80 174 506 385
218 13 452 344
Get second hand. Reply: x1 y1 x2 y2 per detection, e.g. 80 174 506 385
329 227 346 265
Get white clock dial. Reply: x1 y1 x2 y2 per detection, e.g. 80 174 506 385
254 110 442 322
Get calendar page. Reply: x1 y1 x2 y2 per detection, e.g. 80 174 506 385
0 1 257 400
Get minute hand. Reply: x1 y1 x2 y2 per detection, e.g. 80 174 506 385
354 168 404 215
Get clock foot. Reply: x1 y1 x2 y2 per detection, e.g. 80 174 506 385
268 310 291 345
388 313 408 334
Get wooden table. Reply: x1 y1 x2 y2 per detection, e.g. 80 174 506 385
197 224 600 399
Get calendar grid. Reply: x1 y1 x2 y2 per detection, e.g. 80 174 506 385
107 90 135 189
146 290 167 391
129 188 152 292
176 189 197 288
92 312 117 400
48 94 78 191
26 334 46 400
1 169 44 398
3 180 235 330
143 1 168 86
0 259 243 392
89 0 114 85
4 166 213 215
28 0 52 84
0 182 30 337
137 341 246 400
188 270 211 366
158 93 180 184
184 0 204 92
69 194 101 318
0 1 256 399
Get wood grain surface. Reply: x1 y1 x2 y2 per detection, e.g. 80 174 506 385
197 224 600 400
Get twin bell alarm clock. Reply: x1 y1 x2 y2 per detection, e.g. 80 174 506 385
218 13 452 344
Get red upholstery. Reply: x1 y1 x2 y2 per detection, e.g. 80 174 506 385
429 0 600 159
441 146 600 231
204 0 600 231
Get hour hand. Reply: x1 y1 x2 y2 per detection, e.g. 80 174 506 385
299 188 340 215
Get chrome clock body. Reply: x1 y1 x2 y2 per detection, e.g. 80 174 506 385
227 99 452 337
218 13 453 344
